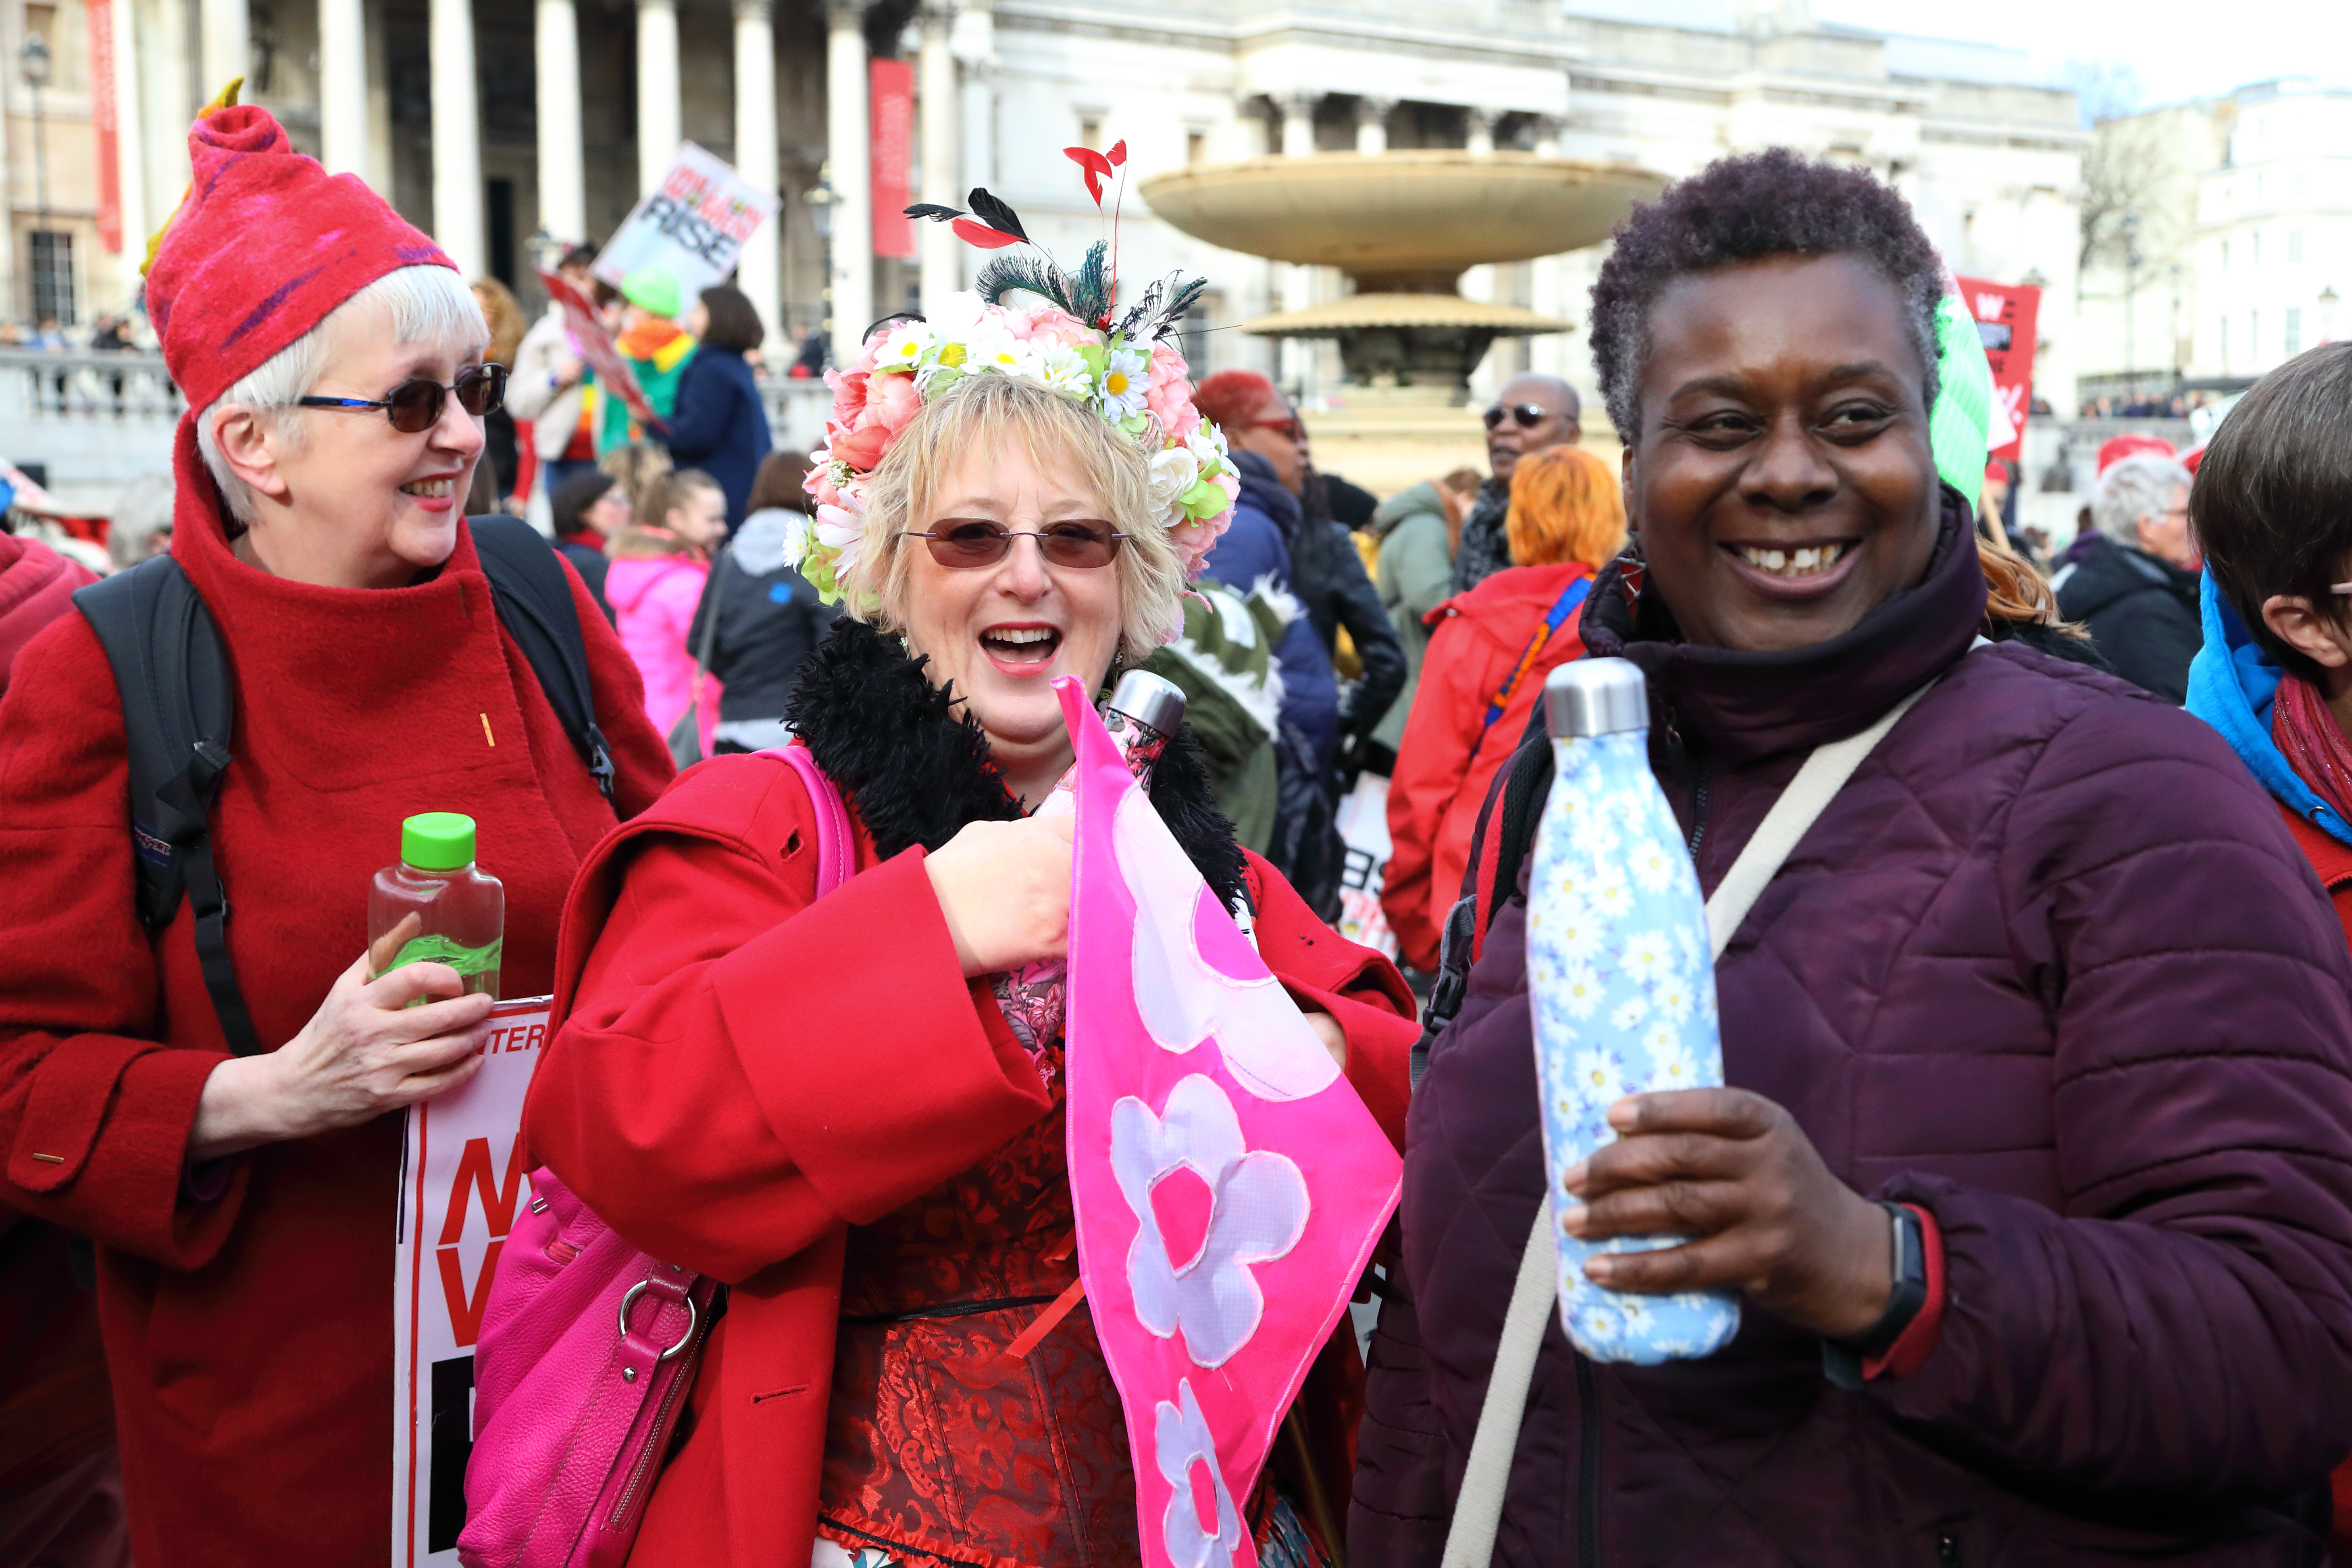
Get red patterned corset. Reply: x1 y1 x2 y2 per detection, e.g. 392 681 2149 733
819 1027 1144 1568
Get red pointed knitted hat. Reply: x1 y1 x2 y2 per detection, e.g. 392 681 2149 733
146 100 455 412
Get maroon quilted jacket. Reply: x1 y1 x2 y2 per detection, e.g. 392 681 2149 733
1350 506 2352 1567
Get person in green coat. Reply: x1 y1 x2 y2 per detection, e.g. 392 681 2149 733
1368 471 1474 760
595 265 700 454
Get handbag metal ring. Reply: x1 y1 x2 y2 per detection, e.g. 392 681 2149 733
617 1280 698 1363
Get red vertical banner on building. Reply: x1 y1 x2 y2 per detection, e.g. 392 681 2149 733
871 58 916 260
1954 275 2041 461
89 0 123 252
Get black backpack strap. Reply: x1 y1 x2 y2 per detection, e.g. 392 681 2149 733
1407 733 1556 1092
73 558 266 1057
467 514 616 803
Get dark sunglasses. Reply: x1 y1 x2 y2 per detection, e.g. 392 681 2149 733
1483 401 1551 431
299 363 508 433
900 519 1128 570
1237 416 1307 442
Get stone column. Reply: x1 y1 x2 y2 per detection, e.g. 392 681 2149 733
957 8 998 194
199 0 248 98
1528 116 1567 379
733 0 781 337
1354 96 1392 156
918 0 959 316
1465 107 1497 156
637 0 683 197
110 0 151 305
535 0 586 242
429 0 484 277
826 0 874 352
319 0 368 178
1278 91 1318 158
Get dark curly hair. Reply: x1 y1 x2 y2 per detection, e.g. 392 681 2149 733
1590 149 1944 441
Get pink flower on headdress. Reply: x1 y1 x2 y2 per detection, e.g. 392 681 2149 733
867 373 922 436
806 463 842 509
1167 517 1222 581
832 421 892 470
826 369 871 436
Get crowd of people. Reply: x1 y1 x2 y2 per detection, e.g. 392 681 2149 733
15 94 2352 1568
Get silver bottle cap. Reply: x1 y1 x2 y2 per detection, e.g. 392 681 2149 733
1107 668 1186 739
1543 658 1648 739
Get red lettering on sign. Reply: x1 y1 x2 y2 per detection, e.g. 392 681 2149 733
438 1239 505 1348
440 1135 527 1246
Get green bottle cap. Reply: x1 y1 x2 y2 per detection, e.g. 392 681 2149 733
401 812 477 871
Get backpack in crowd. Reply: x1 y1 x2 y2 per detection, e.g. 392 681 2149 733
70 514 615 1058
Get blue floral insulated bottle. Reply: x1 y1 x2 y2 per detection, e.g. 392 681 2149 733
1527 658 1740 1363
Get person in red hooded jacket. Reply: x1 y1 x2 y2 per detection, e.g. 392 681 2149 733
1381 444 1626 971
0 96 671 1567
0 529 96 697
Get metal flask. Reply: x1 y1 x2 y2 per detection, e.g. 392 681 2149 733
1527 658 1740 1363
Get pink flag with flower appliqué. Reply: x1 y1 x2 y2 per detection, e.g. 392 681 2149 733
1055 679 1402 1568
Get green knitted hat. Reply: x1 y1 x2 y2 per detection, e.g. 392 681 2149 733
620 266 684 320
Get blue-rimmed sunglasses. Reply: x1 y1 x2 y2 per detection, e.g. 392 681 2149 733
298 363 507 433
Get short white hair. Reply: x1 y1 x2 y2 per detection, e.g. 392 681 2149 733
2091 453 2194 548
195 265 487 522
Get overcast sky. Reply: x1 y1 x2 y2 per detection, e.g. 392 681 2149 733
1572 0 2348 113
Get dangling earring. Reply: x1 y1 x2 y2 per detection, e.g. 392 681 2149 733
1613 533 1646 605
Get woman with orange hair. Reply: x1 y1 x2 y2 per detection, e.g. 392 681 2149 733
1380 444 1626 970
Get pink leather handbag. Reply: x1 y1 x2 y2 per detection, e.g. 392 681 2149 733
458 743 852 1567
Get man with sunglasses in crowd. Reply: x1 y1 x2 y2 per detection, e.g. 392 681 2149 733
1453 373 1583 593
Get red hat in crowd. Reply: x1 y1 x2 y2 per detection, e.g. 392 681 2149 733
2095 433 2176 475
2180 443 2209 475
145 94 453 413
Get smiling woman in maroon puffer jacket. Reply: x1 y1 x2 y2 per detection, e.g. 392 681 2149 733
1350 150 2352 1568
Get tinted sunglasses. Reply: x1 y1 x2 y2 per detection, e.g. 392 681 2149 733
1483 401 1550 431
299 363 508 433
901 519 1128 570
1237 416 1307 441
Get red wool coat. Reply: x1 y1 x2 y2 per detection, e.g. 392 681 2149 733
1382 563 1594 970
0 426 674 1568
526 750 1422 1566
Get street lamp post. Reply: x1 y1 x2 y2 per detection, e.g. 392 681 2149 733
20 29 52 327
804 163 840 370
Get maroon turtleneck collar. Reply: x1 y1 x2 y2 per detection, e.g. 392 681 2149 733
1578 486 1987 768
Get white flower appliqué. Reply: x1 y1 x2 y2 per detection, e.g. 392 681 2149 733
1112 1074 1310 1368
1154 1379 1245 1568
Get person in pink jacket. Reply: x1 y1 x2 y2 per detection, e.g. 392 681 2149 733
606 467 726 750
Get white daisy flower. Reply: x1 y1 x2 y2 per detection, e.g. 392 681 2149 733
1559 964 1604 1020
1611 996 1649 1032
1571 1046 1627 1104
1649 1037 1700 1090
1640 1020 1682 1060
1618 930 1671 984
1627 837 1678 892
1098 345 1151 419
1589 868 1633 922
1648 972 1696 1024
960 322 1026 375
873 318 936 371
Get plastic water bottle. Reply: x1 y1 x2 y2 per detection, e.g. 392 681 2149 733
369 812 505 1000
1527 659 1739 1363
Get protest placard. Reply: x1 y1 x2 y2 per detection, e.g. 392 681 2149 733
536 268 657 430
1956 274 2042 462
592 143 779 311
391 995 551 1568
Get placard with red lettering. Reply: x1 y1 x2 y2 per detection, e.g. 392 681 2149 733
535 268 657 429
391 996 550 1568
1954 275 2041 461
592 142 779 313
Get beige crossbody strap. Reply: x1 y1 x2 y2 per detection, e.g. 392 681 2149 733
1436 675 1939 1568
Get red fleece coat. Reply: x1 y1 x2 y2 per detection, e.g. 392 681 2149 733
526 750 1422 1567
1382 563 1593 970
0 424 674 1568
0 530 97 698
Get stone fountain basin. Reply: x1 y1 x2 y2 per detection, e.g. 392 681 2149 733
1139 152 1666 283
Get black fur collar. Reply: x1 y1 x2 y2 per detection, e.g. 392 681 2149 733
786 619 1249 913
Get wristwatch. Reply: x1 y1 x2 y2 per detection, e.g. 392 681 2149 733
1821 1201 1927 1391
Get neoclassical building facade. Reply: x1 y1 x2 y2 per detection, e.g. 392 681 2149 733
5 0 2085 414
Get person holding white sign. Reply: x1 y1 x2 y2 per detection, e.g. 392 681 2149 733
0 100 674 1568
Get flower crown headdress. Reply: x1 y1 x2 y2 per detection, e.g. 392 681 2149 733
787 141 1239 612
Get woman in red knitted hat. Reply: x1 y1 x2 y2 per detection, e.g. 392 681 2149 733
0 99 672 1566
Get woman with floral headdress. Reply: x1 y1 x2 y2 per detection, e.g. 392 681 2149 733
523 213 1421 1565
